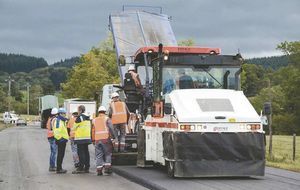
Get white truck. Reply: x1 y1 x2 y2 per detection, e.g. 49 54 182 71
64 99 96 119
39 95 59 128
3 112 19 124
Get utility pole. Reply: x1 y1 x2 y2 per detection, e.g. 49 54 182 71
268 79 273 159
5 76 14 112
25 83 31 115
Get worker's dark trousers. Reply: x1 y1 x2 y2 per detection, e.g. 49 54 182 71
77 143 90 170
113 124 126 152
56 141 66 171
48 138 57 168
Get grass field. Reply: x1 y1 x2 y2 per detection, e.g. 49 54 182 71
0 122 14 131
266 135 300 172
19 114 40 121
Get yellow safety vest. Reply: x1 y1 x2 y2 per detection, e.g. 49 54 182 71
52 118 69 141
73 120 91 141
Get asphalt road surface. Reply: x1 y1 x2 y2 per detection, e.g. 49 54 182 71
1 125 300 190
0 125 147 190
113 165 300 190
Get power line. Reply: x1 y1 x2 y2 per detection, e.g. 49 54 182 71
25 83 31 115
5 76 14 112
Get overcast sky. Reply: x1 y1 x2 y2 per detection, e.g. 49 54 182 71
0 0 299 64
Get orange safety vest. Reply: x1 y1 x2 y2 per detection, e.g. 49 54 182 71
93 115 109 141
67 117 76 138
111 101 127 125
47 117 54 138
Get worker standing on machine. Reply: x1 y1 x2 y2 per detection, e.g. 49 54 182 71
127 65 142 89
108 92 130 152
92 106 116 176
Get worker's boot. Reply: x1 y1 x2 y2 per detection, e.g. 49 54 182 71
74 163 80 168
84 168 90 173
72 167 85 174
49 167 56 172
104 165 112 175
56 169 67 174
97 168 103 176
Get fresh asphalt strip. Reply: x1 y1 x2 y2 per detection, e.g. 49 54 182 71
113 167 167 190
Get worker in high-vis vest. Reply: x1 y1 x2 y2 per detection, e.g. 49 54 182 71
47 107 58 172
52 107 69 174
128 65 142 89
72 105 92 174
92 106 116 176
108 92 130 152
67 109 79 168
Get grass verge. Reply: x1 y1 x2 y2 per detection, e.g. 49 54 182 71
266 135 300 172
0 122 14 132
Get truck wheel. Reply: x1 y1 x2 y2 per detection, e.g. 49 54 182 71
166 161 175 177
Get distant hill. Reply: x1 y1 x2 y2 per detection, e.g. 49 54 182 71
0 53 48 73
0 54 78 92
51 57 80 68
245 55 289 70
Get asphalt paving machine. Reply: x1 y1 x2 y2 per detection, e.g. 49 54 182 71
106 6 265 177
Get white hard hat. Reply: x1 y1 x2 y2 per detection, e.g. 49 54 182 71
98 106 107 112
58 107 66 114
51 108 58 115
111 92 119 98
128 65 135 71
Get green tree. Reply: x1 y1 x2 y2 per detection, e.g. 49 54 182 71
241 64 268 97
29 85 43 115
12 99 27 114
249 85 289 134
49 67 70 90
29 67 55 94
0 85 7 112
277 41 300 67
62 37 119 100
245 55 289 70
0 53 48 73
51 57 80 68
276 41 300 134
249 85 286 115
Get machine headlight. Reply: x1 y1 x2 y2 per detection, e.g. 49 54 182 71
246 125 251 130
180 125 191 131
